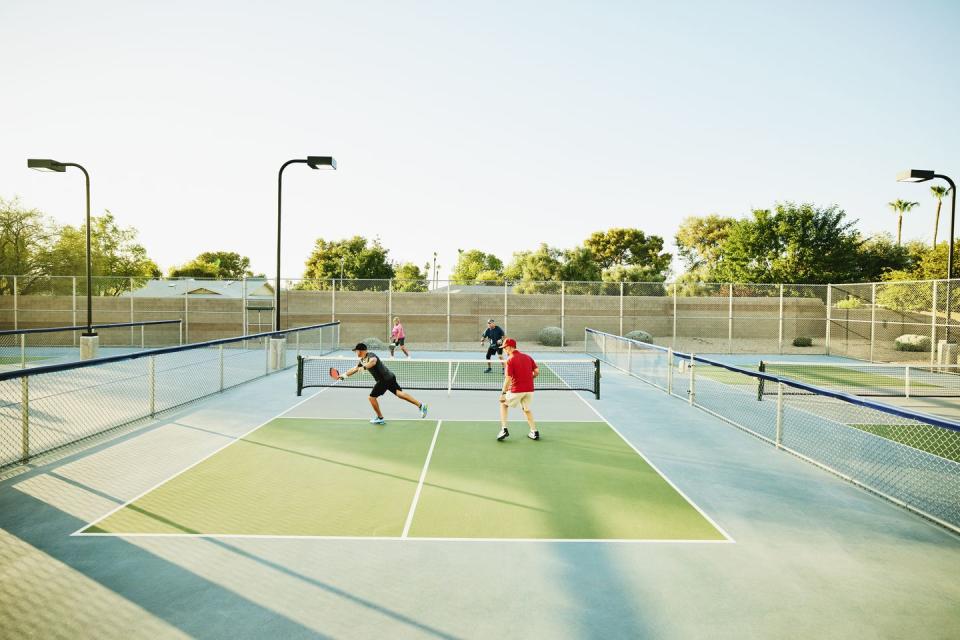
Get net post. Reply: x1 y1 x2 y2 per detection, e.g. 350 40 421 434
148 356 156 416
667 348 674 395
20 376 29 463
219 345 225 392
757 361 766 400
688 354 696 405
296 355 304 396
20 334 26 369
727 283 733 354
778 283 784 355
869 282 877 362
594 358 600 399
825 284 832 355
905 366 911 398
775 382 784 448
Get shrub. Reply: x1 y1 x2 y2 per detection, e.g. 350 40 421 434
895 334 931 352
835 297 863 310
359 337 389 350
792 336 813 347
537 326 565 347
625 330 653 344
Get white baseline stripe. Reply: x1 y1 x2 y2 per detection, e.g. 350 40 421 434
572 390 736 543
74 532 734 543
402 419 442 538
73 383 338 536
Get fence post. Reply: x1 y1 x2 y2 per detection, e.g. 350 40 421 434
130 276 135 346
778 283 784 355
825 284 832 356
295 331 301 358
931 280 938 367
331 279 336 322
21 377 29 462
727 283 734 354
667 348 674 395
148 356 156 416
503 281 508 335
688 354 696 405
870 282 877 362
178 320 183 345
141 325 145 349
184 291 189 344
627 340 632 372
12 275 17 330
775 382 784 448
219 345 225 391
72 276 77 346
672 283 678 349
619 281 624 336
561 281 565 347
905 366 911 398
446 283 451 350
242 277 248 336
20 334 26 369
265 336 270 374
387 279 393 340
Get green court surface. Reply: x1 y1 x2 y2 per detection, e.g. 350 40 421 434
851 423 960 463
83 417 726 540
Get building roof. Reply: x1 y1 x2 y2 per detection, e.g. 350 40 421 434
123 279 275 298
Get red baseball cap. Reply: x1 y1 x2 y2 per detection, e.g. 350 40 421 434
502 338 517 349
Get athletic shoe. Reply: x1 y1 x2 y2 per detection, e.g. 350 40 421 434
497 427 509 441
370 417 385 425
419 403 428 418
528 430 540 441
484 367 492 373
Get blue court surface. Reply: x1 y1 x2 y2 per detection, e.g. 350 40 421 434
0 353 958 638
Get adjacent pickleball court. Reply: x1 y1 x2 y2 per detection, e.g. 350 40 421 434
81 376 728 541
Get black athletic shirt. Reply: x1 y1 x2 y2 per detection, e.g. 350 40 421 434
360 352 394 383
483 326 505 346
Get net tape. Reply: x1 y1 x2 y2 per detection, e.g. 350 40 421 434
759 361 960 398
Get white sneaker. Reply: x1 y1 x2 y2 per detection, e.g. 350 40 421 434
528 430 540 441
497 426 509 441
370 417 385 425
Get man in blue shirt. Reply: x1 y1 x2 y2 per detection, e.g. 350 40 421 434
481 318 506 373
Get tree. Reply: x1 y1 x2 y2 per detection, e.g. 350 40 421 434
931 185 951 247
711 203 873 284
504 244 564 292
45 211 160 295
451 249 504 283
169 251 256 279
583 228 671 280
675 215 736 280
887 199 919 245
0 197 55 294
301 236 394 290
393 262 428 292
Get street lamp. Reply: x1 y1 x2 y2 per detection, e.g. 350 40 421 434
27 159 98 349
276 156 336 332
898 169 957 348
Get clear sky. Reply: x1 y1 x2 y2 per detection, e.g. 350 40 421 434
1 0 958 281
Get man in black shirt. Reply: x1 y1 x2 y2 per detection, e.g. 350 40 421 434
481 318 506 373
339 343 428 425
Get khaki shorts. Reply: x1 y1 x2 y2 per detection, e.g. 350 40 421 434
502 391 534 411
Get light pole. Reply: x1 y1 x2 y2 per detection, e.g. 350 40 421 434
277 156 336 332
27 159 98 348
898 169 957 347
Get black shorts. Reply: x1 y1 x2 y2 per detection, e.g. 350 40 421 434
392 337 405 346
371 377 402 398
486 346 503 359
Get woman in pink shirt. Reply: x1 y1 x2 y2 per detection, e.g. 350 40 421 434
390 316 411 358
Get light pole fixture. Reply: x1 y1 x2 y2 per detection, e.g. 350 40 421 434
277 156 336 332
28 158 97 338
898 169 957 344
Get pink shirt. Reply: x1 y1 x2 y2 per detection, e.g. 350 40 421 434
391 323 405 339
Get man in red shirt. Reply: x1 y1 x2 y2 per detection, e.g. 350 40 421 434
497 338 540 441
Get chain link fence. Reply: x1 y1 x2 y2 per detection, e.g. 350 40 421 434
4 275 960 361
0 322 340 470
586 328 960 534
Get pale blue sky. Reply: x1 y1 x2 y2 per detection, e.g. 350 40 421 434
1 0 958 280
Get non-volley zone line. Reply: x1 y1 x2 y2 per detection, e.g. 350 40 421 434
79 418 730 542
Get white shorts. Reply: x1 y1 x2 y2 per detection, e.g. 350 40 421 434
502 391 534 411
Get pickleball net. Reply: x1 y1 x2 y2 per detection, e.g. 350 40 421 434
758 361 960 398
297 356 600 398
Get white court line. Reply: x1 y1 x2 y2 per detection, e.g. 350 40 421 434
572 389 736 543
401 419 443 538
75 532 734 543
72 384 338 536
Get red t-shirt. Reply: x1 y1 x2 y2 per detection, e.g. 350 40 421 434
506 351 537 393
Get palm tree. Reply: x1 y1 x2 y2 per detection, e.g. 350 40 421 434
888 199 919 245
931 185 951 246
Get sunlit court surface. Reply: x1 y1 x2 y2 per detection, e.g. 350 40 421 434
0 347 957 638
